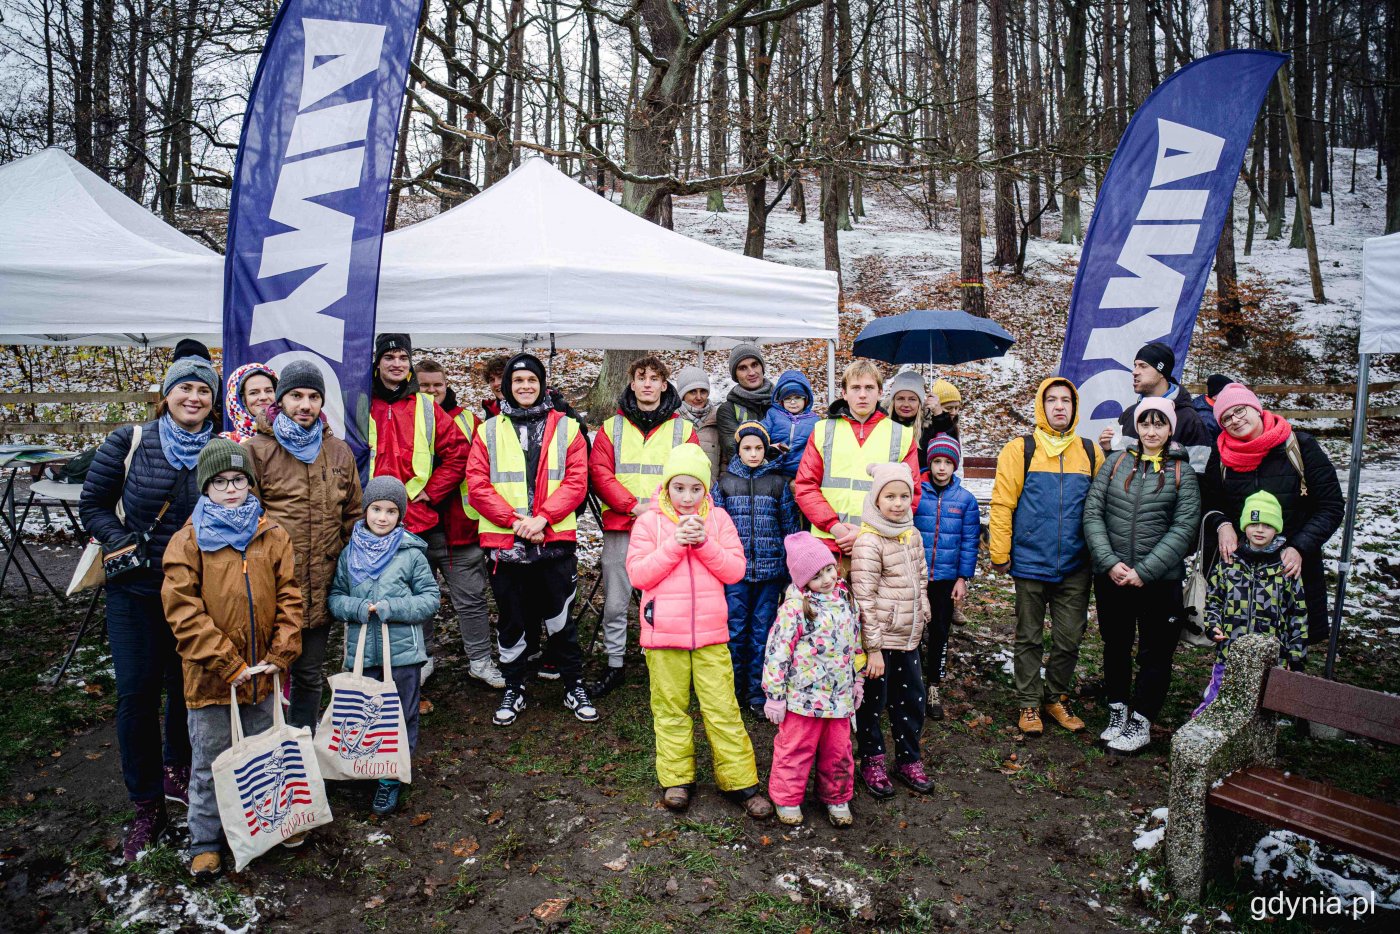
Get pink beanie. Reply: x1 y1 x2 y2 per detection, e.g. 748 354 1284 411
1212 383 1262 423
866 461 915 499
1134 396 1177 434
785 532 836 590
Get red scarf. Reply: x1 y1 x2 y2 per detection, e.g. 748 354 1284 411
1218 410 1292 472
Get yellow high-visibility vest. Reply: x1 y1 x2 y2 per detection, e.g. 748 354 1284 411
599 414 696 511
809 417 913 541
477 413 580 537
368 393 436 499
452 409 481 521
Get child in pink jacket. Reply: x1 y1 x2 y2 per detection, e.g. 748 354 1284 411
626 445 774 819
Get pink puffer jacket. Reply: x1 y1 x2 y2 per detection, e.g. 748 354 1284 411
626 502 746 650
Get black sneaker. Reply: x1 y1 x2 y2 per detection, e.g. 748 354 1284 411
371 779 401 815
538 662 561 681
564 685 599 723
493 688 526 727
586 666 625 698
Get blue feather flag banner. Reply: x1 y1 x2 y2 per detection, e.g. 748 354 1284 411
221 0 424 472
1058 49 1286 439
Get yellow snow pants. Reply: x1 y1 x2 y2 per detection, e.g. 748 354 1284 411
646 643 759 792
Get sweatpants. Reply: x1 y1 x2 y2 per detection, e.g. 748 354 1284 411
490 554 581 692
924 580 956 685
1095 576 1181 721
187 695 274 855
424 531 493 662
768 712 854 807
1012 569 1091 708
600 530 634 668
724 578 784 707
855 648 926 765
646 643 760 794
288 624 330 732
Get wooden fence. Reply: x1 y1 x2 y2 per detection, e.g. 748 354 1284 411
0 391 160 436
1183 381 1399 421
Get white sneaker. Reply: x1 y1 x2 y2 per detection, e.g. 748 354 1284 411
826 803 853 827
1099 702 1128 742
469 657 506 689
421 656 435 683
1107 711 1151 755
493 688 526 727
775 805 804 825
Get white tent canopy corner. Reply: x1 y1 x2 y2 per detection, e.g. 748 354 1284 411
1359 232 1400 353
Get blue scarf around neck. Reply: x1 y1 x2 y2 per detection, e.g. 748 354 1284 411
273 411 325 464
347 521 404 586
158 414 212 470
191 495 263 553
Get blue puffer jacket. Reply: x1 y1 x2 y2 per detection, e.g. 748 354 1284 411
913 474 981 581
761 370 821 476
330 529 440 669
711 457 802 581
79 419 204 586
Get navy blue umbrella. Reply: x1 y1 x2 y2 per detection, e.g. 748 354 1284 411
852 309 1015 365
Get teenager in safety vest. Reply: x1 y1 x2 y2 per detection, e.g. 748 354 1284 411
466 353 596 728
368 335 469 692
587 354 698 698
414 359 504 691
794 359 922 563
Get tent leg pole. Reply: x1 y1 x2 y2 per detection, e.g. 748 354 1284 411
1326 352 1369 681
827 340 837 405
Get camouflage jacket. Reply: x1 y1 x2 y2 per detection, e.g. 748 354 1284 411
1205 537 1307 668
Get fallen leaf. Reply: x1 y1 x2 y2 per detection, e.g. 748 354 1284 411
758 835 773 846
49 751 61 758
83 683 103 696
410 812 432 826
486 810 503 825
452 837 480 858
532 897 571 924
85 752 103 761
898 820 909 830
364 895 385 910
603 854 629 872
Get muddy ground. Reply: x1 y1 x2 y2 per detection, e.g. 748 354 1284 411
1 538 1397 933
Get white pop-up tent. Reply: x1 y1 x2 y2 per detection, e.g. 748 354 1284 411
0 151 840 364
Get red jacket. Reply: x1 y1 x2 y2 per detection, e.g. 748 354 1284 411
369 394 468 535
466 410 589 550
793 409 923 555
589 412 700 533
437 405 480 547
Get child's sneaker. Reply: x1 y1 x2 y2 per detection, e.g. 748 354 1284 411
859 755 896 799
494 688 526 727
189 851 222 882
564 685 598 723
826 802 853 827
163 765 190 806
371 779 401 816
895 760 934 793
775 804 804 825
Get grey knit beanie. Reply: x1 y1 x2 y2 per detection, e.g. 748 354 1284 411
162 355 219 397
727 343 766 380
673 366 711 399
886 369 927 405
275 360 326 403
362 475 408 522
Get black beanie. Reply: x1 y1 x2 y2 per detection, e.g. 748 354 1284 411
172 338 212 363
502 353 547 407
1205 374 1233 399
374 333 413 367
1135 341 1176 383
275 360 326 403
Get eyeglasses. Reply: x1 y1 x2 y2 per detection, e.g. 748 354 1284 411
210 475 250 491
1220 406 1253 427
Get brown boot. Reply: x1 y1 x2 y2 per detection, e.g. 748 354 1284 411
741 793 774 820
190 851 222 882
661 786 691 811
1018 707 1043 736
1043 695 1086 733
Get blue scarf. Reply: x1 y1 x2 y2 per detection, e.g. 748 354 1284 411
347 521 404 586
273 411 324 464
158 414 212 470
191 495 263 553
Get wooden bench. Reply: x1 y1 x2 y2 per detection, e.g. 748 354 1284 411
1166 633 1400 900
962 455 997 480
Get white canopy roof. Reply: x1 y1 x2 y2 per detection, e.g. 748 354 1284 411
1359 232 1400 354
0 151 839 351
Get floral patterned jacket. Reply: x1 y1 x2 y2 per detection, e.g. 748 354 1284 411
762 581 864 718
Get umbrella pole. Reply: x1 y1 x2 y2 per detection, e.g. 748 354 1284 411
1325 352 1369 681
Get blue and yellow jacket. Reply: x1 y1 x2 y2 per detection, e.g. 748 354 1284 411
989 378 1104 582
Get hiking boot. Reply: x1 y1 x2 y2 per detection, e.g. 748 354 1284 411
1107 712 1152 756
189 851 222 882
586 665 625 698
859 755 896 799
469 657 505 690
537 661 561 681
493 688 527 727
827 802 854 827
420 656 436 683
564 684 599 723
775 804 804 825
662 786 691 811
371 779 401 816
741 794 774 820
281 832 309 849
1044 695 1086 733
123 800 168 862
163 764 190 806
895 760 934 794
952 605 967 626
1018 707 1043 736
926 684 944 721
1100 702 1129 743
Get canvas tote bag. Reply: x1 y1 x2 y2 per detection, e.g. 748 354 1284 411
66 425 140 596
1179 522 1215 648
213 672 332 871
315 621 412 783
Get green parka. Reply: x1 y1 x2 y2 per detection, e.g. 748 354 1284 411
1082 445 1201 584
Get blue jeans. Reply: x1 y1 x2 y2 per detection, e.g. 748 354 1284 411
106 575 191 802
390 663 424 756
724 579 784 707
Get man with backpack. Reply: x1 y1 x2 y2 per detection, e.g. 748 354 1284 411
989 378 1104 737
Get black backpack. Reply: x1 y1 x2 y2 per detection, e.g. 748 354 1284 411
1021 433 1098 478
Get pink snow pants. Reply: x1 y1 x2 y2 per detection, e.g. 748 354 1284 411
768 712 854 807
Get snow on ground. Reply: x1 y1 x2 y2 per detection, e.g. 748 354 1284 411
1243 829 1400 911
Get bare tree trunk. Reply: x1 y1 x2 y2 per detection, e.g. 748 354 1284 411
1058 0 1089 244
957 0 986 314
706 0 731 212
1387 0 1400 231
990 0 1016 268
1208 0 1241 338
1128 0 1151 109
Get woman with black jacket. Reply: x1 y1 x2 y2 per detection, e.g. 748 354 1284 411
79 356 218 861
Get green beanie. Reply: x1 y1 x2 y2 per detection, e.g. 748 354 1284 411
1241 490 1284 534
197 438 257 493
